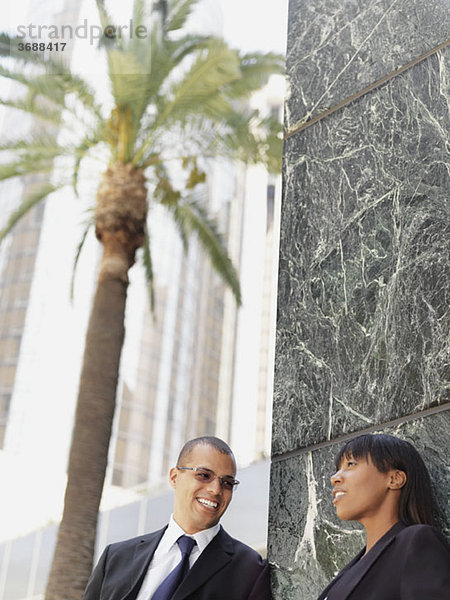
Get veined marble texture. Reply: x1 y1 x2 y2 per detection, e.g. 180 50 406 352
268 413 450 600
270 1 450 598
272 48 450 455
285 0 450 130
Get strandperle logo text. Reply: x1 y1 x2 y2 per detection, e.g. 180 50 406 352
17 19 149 45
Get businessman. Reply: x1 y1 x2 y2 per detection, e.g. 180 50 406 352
83 436 271 599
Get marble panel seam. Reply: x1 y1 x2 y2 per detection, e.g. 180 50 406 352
285 38 450 140
271 402 450 463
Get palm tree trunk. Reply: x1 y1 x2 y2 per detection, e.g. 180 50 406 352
45 233 134 600
44 163 147 600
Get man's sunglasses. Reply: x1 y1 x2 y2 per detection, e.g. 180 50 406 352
176 466 240 491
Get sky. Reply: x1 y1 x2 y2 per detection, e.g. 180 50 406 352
219 0 288 53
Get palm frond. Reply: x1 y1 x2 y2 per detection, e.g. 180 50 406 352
165 197 241 305
127 0 154 72
139 116 220 165
166 0 200 32
50 66 103 117
166 34 212 64
0 64 101 120
255 114 283 173
131 0 148 29
142 227 155 313
70 217 94 300
0 32 13 57
0 182 63 242
0 33 57 63
0 132 62 155
126 31 193 124
152 163 183 213
96 0 149 112
128 33 188 122
178 109 260 163
226 52 285 98
0 64 66 109
72 134 103 196
0 34 102 117
95 0 122 49
0 136 78 188
0 95 61 124
134 40 240 164
163 40 240 113
0 158 56 182
203 108 282 171
107 50 150 105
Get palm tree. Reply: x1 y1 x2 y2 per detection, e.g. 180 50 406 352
0 1 283 598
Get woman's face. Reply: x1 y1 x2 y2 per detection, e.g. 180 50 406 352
330 454 398 524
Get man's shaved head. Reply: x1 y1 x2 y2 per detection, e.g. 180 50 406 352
177 436 235 467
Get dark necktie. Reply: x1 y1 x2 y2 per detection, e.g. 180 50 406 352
152 535 196 600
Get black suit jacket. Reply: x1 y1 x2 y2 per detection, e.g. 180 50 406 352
317 522 450 600
83 525 271 600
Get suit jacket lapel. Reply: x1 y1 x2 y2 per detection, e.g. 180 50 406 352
317 551 363 600
320 522 406 600
122 527 167 600
173 527 233 600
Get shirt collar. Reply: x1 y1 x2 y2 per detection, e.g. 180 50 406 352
166 515 220 553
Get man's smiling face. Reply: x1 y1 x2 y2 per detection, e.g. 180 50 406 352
170 443 236 534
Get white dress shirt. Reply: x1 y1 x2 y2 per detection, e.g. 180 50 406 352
136 515 221 599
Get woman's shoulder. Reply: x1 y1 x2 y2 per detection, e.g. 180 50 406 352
396 523 450 551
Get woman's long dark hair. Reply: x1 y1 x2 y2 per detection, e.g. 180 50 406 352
335 433 435 526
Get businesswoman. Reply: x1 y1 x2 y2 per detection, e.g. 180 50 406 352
317 433 450 600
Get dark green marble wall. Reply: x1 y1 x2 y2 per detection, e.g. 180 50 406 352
269 1 450 598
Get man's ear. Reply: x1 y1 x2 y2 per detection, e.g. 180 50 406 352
388 469 407 490
169 467 178 489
